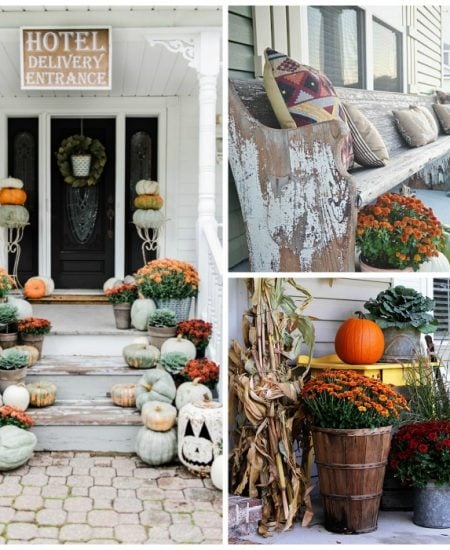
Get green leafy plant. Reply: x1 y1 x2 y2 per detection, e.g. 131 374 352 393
389 421 450 488
0 348 29 370
0 303 18 333
147 309 177 328
301 369 409 429
364 285 438 333
161 352 189 375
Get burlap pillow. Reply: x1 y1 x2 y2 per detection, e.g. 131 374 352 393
433 104 450 134
393 107 437 147
411 106 439 140
343 103 389 167
263 48 353 169
437 90 450 104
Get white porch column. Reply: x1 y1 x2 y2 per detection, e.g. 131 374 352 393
196 30 221 319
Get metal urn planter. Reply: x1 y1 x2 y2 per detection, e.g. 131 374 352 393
413 483 450 528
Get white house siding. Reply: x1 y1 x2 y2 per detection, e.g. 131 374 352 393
229 277 391 356
404 5 443 94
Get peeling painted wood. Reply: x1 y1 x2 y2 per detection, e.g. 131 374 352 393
229 79 450 272
229 79 356 272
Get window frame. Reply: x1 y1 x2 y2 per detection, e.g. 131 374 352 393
372 15 404 93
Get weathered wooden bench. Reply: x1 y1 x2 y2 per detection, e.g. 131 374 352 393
229 79 450 272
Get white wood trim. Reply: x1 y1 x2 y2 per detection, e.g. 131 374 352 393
363 8 375 90
164 98 180 259
39 112 51 277
114 113 125 278
272 7 288 55
0 112 7 268
253 6 271 78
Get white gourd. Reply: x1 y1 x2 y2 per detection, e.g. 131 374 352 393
176 378 213 410
131 298 157 331
135 179 160 195
161 335 196 361
0 177 23 189
210 454 223 490
419 253 450 272
141 401 177 431
2 384 30 411
123 275 136 285
132 209 165 229
7 297 32 319
103 277 123 292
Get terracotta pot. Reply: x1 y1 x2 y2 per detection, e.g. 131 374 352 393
20 333 44 360
113 303 131 330
147 325 176 349
359 257 413 273
0 332 18 350
312 425 392 534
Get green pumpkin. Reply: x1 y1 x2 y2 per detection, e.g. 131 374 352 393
0 205 29 228
122 343 160 369
135 426 177 466
131 298 156 331
0 425 37 471
7 297 33 320
135 369 176 410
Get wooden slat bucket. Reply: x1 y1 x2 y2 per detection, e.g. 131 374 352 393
312 425 392 534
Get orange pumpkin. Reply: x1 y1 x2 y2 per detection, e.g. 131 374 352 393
134 194 164 210
335 314 384 365
0 188 27 205
23 278 46 299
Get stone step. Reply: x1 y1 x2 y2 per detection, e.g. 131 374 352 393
28 399 142 452
26 355 142 400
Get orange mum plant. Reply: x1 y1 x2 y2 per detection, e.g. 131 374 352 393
135 259 199 299
301 370 409 429
0 268 15 298
0 405 33 429
356 193 444 271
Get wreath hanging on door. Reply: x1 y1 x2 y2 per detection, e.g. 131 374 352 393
56 134 107 188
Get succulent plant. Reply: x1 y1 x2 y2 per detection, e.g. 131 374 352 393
0 303 18 332
148 309 177 328
160 352 189 375
0 348 29 370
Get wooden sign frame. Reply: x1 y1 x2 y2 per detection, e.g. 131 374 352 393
20 25 112 90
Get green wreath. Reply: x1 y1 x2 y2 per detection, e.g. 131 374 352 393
56 134 107 188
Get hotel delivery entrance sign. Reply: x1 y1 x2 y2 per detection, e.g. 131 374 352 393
21 27 111 90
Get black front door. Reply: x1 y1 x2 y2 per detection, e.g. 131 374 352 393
51 118 115 289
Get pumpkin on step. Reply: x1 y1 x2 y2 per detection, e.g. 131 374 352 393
0 188 27 206
133 194 164 210
122 343 160 369
161 335 196 361
7 297 33 320
0 425 37 471
335 313 384 365
135 179 159 195
135 369 176 410
2 384 30 411
175 378 213 410
23 278 46 300
131 298 156 331
110 383 136 407
28 276 54 296
12 345 39 366
135 425 177 466
141 401 177 431
26 381 57 408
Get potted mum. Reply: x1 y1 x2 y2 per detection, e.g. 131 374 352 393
0 269 15 301
147 309 177 349
18 317 52 359
301 369 409 534
181 358 220 391
135 259 199 322
357 193 445 272
104 283 138 329
364 286 438 361
389 421 450 528
176 319 212 358
0 303 19 349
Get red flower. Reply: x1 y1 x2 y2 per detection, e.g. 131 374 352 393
418 443 428 453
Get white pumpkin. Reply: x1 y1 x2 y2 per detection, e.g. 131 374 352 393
131 298 156 331
103 277 123 292
141 401 177 432
2 384 30 411
176 378 213 410
161 335 196 361
7 297 32 319
28 276 54 296
0 177 23 189
123 275 136 285
419 253 450 272
135 179 160 195
210 454 223 490
132 209 165 229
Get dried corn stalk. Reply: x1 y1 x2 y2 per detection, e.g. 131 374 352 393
229 278 316 536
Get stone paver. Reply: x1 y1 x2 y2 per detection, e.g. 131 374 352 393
0 451 222 544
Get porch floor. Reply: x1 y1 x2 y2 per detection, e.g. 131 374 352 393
235 499 450 545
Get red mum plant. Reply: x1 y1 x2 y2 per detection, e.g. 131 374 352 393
18 317 51 335
181 358 220 386
0 405 33 429
176 319 212 353
104 283 138 305
389 420 450 488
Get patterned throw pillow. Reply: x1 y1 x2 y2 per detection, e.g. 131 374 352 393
263 48 354 170
342 103 389 167
433 104 450 134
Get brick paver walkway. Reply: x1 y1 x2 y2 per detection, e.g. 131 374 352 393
0 452 222 544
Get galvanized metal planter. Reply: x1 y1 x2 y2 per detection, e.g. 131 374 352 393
414 482 450 528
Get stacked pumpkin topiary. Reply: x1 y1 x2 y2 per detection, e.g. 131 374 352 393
0 177 29 228
132 179 165 229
